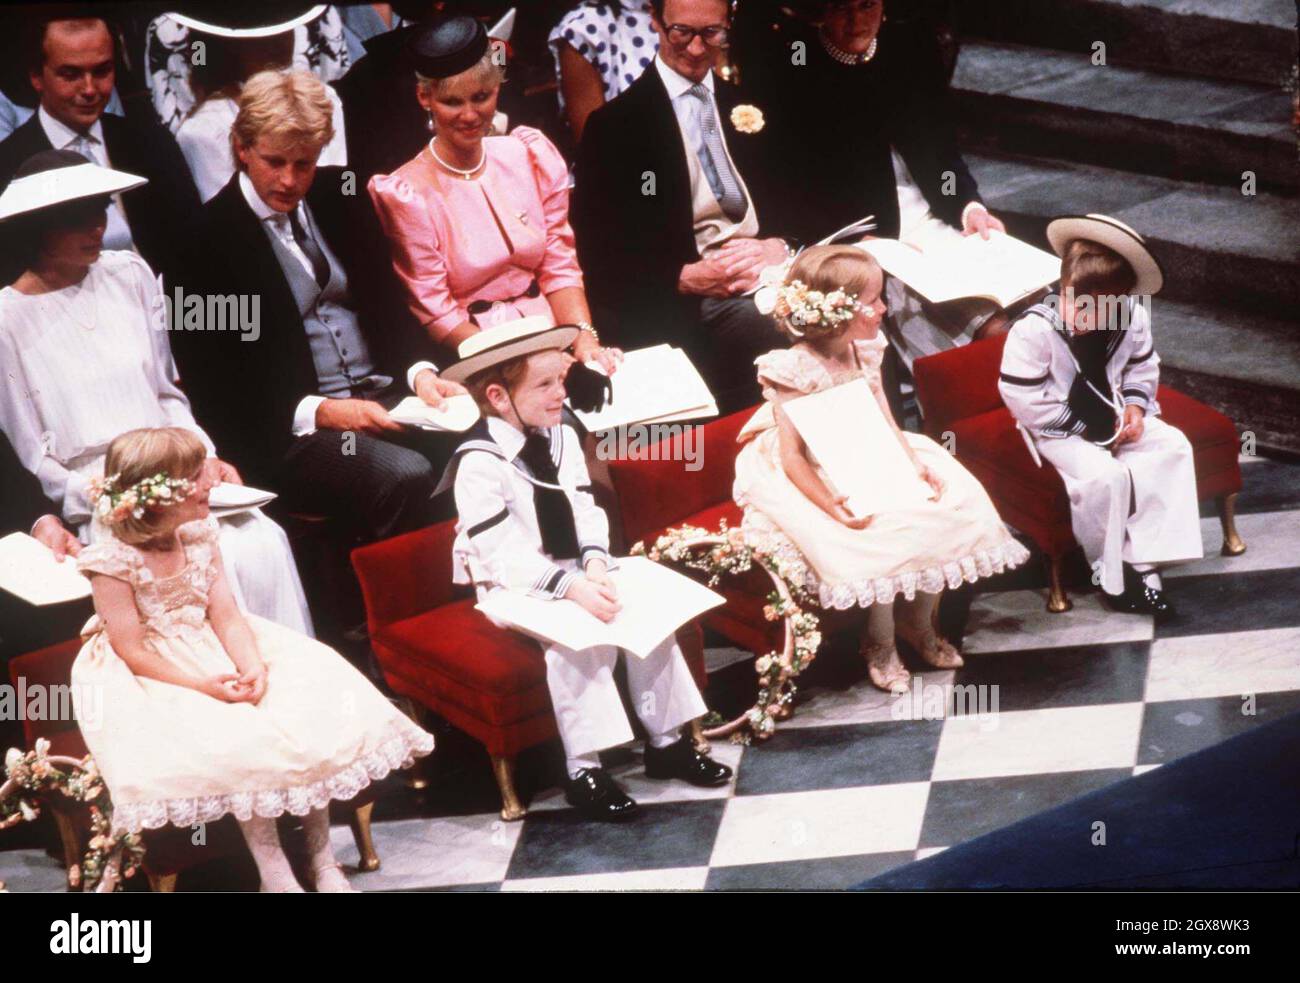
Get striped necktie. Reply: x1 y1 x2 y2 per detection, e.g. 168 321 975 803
687 83 747 223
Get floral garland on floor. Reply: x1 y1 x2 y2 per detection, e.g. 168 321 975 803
633 521 823 743
1 740 144 892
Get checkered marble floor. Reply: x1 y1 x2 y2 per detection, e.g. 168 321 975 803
3 455 1298 892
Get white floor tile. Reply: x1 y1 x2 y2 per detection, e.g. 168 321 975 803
1165 511 1300 580
1145 627 1300 703
332 812 521 890
501 866 710 892
709 783 930 867
963 589 1153 655
931 703 1143 781
1132 764 1161 776
915 846 948 861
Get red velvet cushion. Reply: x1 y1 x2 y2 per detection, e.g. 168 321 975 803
8 638 84 746
914 334 1010 438
373 600 552 727
352 520 459 630
1157 386 1243 497
608 408 754 546
951 407 1071 531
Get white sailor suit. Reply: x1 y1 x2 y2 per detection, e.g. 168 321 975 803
998 300 1203 595
447 416 707 771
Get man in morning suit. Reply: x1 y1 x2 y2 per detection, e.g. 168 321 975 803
571 0 792 414
0 14 200 286
174 70 464 543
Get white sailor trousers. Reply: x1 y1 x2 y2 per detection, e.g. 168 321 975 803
1034 416 1203 595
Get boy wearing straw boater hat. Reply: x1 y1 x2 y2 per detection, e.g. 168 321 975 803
440 316 732 821
999 214 1203 620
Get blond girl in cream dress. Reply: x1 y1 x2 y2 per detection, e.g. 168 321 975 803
733 246 1030 692
72 427 433 891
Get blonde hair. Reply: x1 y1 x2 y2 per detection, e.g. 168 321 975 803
231 70 336 164
775 244 881 341
416 50 506 103
1060 239 1137 297
101 428 207 546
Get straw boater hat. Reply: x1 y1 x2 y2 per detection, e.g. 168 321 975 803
1046 213 1164 296
441 316 579 384
0 150 146 222
164 4 326 38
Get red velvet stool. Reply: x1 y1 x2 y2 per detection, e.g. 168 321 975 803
351 519 711 820
912 334 1246 611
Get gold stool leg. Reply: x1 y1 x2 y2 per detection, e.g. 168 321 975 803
1046 553 1073 613
397 697 431 790
349 801 381 872
147 872 179 893
1217 492 1247 556
490 754 526 822
52 811 83 891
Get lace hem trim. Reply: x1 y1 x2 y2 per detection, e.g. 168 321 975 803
108 727 435 834
742 521 1032 611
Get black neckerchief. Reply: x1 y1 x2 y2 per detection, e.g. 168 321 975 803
1033 300 1127 443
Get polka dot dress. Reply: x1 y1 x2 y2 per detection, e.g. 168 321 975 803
548 0 659 111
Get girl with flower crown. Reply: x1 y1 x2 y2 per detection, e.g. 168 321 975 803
733 245 1030 692
72 427 433 891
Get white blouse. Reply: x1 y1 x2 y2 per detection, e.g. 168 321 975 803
0 251 214 525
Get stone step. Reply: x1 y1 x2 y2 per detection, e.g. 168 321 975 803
1152 298 1300 454
959 0 1298 87
951 41 1297 193
966 151 1300 315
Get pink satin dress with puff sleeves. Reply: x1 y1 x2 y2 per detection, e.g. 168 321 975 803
367 126 585 341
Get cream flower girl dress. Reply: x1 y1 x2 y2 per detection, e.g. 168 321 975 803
72 516 433 834
733 333 1030 610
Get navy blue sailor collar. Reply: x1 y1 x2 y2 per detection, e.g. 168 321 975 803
432 415 567 496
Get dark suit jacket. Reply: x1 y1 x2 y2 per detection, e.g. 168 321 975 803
738 18 981 244
0 110 201 286
571 65 781 354
173 168 436 487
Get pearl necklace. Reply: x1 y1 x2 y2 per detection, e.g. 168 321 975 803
821 32 879 65
429 136 486 180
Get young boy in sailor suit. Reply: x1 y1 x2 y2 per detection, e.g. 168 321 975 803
998 215 1202 620
441 317 732 821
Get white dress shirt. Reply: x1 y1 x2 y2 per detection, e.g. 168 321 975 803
452 417 612 602
38 106 134 252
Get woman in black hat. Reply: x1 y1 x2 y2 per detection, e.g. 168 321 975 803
0 149 314 636
368 15 621 373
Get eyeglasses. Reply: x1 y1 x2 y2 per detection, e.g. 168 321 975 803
664 23 729 47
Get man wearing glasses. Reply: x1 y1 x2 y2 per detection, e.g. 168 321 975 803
572 0 792 413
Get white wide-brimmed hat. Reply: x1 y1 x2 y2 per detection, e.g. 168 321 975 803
0 150 147 222
1046 213 1164 296
441 316 579 384
166 4 326 39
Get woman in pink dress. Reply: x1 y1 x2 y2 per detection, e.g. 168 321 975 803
368 15 618 371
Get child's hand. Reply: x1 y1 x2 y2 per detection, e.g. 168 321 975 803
235 664 269 705
831 495 873 530
565 576 622 623
198 674 254 703
1113 405 1145 449
917 465 945 500
584 559 619 600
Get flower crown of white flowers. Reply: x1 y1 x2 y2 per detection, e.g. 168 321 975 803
89 471 193 525
772 280 862 337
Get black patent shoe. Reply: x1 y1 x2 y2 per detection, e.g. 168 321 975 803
643 736 733 787
564 767 639 821
1103 565 1177 623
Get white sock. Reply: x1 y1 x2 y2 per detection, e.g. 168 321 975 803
567 753 601 779
648 730 680 750
1131 563 1162 589
237 816 303 893
303 807 353 893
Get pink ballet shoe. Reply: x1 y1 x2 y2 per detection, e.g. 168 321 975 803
309 862 358 893
862 642 911 694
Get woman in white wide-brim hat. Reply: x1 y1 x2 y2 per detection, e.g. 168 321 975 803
0 149 314 634
999 213 1204 620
